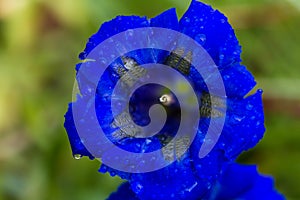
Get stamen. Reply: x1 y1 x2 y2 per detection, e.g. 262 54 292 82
159 94 173 106
116 57 147 87
162 136 190 161
111 111 142 140
200 93 225 118
164 48 192 75
111 112 132 128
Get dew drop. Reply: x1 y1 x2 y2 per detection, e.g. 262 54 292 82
135 142 141 148
150 156 156 161
195 34 206 45
102 93 110 102
233 115 244 122
220 142 225 148
196 164 202 170
145 139 152 145
133 183 143 194
184 17 191 23
185 181 198 192
125 29 134 37
130 165 136 170
223 75 230 80
253 134 258 140
219 54 225 60
110 171 116 176
99 165 108 173
99 57 107 65
74 154 82 160
246 104 254 110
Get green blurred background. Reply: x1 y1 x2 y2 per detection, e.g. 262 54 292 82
0 0 299 199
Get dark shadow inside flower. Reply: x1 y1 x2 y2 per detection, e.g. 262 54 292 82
93 48 223 157
129 83 181 136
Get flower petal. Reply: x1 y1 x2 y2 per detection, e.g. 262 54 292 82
107 182 139 200
79 16 149 60
220 64 256 98
219 89 265 159
150 8 179 30
209 163 285 200
179 0 241 68
64 100 94 159
129 158 206 200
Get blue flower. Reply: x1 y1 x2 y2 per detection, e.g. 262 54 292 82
64 0 284 199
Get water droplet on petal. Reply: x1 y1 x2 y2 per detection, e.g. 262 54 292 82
125 29 134 37
195 34 206 45
184 17 190 23
185 182 198 192
223 75 230 80
233 115 244 122
110 171 116 176
258 89 263 93
132 182 143 194
150 156 156 161
136 142 141 148
246 104 253 110
220 142 226 148
145 139 152 145
74 154 82 160
219 54 225 60
196 164 202 170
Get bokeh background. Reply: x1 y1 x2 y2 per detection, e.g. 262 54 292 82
0 0 299 199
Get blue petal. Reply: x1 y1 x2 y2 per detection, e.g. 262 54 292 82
179 0 241 68
107 182 139 200
130 158 206 200
209 163 285 200
220 64 256 98
79 16 149 60
64 100 94 159
219 89 265 159
150 8 179 30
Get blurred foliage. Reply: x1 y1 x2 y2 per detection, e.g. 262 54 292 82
0 0 299 199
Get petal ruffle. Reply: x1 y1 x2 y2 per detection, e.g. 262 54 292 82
179 0 241 68
150 8 179 30
79 16 149 60
219 89 265 159
220 64 256 98
209 163 285 200
64 100 94 159
129 158 205 200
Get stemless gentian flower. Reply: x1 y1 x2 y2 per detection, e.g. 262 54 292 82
64 0 284 199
